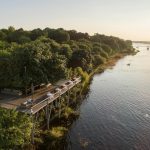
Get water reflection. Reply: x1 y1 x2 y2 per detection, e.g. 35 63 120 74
65 43 150 150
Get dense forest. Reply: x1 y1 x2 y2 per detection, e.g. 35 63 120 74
0 27 134 149
0 26 133 92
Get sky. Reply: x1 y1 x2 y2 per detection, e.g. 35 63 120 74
0 0 150 41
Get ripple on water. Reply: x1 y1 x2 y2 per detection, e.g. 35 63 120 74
66 43 150 150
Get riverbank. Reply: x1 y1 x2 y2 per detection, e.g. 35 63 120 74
38 51 136 149
90 53 124 77
65 43 150 150
90 51 136 77
80 51 135 93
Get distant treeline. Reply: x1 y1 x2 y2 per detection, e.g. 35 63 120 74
0 26 134 91
133 41 150 44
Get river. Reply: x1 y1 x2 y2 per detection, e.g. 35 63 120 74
65 43 150 150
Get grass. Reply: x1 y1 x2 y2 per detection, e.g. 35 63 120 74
63 107 79 119
50 127 67 138
45 126 68 141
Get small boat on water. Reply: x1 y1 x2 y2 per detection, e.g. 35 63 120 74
127 63 130 66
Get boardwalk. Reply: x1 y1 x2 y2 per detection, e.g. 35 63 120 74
0 77 81 115
20 77 81 114
0 77 81 141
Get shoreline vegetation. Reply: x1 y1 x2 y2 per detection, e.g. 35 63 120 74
82 51 137 93
0 26 135 149
133 41 150 44
39 51 136 150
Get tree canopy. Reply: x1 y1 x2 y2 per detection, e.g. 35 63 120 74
0 108 32 149
0 26 134 148
0 26 134 91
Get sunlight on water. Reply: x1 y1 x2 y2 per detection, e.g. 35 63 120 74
66 43 150 150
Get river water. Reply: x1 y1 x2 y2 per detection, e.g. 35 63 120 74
66 43 150 150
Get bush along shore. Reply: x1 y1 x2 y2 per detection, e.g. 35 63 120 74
0 27 135 149
38 52 136 150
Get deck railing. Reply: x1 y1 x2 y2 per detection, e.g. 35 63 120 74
27 77 81 114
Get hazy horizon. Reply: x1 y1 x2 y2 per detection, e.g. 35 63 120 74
0 0 150 41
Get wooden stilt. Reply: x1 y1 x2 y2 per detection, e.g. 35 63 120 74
58 97 61 118
55 99 58 108
51 101 54 109
67 90 70 106
53 100 56 107
46 99 50 129
17 78 82 144
35 112 39 122
74 88 77 102
31 115 35 144
47 104 52 130
46 105 48 120
42 108 45 115
79 83 83 99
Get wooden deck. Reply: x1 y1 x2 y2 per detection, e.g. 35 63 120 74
17 77 81 115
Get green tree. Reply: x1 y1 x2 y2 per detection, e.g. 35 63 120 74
44 53 68 82
11 41 52 90
0 108 32 149
101 44 112 55
0 30 7 41
92 55 105 67
30 28 45 41
0 50 12 88
70 49 92 72
8 26 15 32
60 44 72 59
48 29 70 43
7 28 31 44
